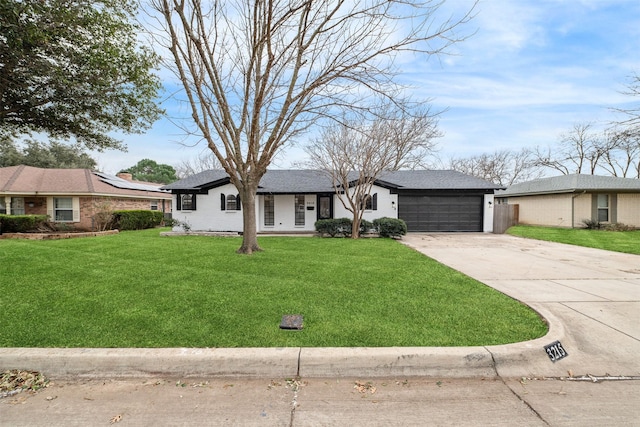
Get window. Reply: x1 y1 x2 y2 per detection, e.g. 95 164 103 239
363 193 377 210
264 195 274 226
221 193 241 211
226 195 238 210
10 197 25 215
0 198 5 214
295 194 305 226
150 200 158 211
179 194 195 211
54 197 73 221
597 194 609 222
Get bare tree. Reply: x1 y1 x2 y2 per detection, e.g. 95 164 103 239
175 150 222 179
448 148 541 186
149 0 475 253
599 127 640 178
613 73 640 128
532 121 640 178
533 122 603 175
305 106 440 238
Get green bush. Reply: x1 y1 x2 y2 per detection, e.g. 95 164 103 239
315 218 353 237
315 217 405 238
360 219 375 234
373 217 407 238
111 210 164 230
0 215 49 233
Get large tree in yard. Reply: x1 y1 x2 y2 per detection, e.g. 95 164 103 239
0 0 163 150
305 106 440 238
151 0 475 253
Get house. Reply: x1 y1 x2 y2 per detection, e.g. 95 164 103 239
495 174 640 228
0 165 172 231
161 169 502 233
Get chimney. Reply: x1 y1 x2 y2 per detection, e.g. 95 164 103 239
117 172 133 181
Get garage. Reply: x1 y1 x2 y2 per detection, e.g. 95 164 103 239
398 194 484 232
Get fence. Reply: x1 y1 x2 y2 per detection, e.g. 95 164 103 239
493 204 519 234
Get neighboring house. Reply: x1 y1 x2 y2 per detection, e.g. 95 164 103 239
0 165 172 231
161 169 502 233
495 174 640 228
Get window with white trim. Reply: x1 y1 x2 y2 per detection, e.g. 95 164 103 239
54 197 73 221
597 194 609 222
10 197 25 215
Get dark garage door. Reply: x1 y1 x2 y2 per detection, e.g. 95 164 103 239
398 195 483 232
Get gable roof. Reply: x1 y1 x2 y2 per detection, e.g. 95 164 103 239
0 165 171 198
161 169 503 193
496 174 640 197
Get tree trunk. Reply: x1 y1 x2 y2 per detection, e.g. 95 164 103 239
237 185 262 254
351 216 361 239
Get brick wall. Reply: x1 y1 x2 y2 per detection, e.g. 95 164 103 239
79 197 169 230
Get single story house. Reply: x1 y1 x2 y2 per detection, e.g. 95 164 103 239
0 165 172 231
161 169 503 233
495 174 640 228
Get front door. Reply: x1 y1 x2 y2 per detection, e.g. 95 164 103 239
317 194 333 220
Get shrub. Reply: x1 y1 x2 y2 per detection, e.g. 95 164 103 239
336 217 353 237
373 217 407 238
92 202 114 231
111 210 164 230
582 219 602 229
604 222 635 232
0 215 49 233
360 219 375 235
315 218 353 237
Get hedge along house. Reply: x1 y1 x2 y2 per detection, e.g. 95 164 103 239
0 165 172 231
161 169 502 233
494 174 640 228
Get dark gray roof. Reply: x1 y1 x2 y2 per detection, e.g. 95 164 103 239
161 170 230 191
496 174 640 197
162 169 503 193
378 170 502 190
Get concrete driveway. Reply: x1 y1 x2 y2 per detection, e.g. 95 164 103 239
401 233 640 378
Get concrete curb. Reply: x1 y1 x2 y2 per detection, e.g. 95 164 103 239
0 305 564 379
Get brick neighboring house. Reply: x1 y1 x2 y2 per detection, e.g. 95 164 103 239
0 165 172 231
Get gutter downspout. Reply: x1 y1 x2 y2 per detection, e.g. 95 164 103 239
571 191 587 228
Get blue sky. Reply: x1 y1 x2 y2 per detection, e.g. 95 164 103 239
93 0 640 175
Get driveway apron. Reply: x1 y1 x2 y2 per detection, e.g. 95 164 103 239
401 233 640 378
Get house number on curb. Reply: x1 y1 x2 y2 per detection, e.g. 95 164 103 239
544 340 568 362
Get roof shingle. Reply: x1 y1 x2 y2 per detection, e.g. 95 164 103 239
161 169 503 192
0 165 170 198
496 174 640 197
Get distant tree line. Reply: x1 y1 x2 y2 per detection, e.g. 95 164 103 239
0 137 97 169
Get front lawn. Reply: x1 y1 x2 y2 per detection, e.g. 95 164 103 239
507 225 640 255
0 229 547 348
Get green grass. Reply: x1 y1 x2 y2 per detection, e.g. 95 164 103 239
507 225 640 255
0 228 547 348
